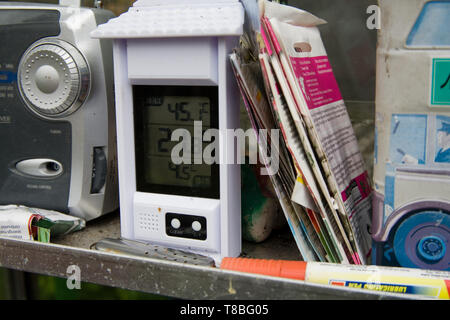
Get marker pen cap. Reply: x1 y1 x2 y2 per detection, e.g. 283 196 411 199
221 257 307 281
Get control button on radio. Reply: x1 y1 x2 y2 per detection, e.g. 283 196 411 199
15 158 63 178
35 65 60 94
18 38 90 118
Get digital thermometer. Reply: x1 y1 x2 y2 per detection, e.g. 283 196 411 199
92 0 244 262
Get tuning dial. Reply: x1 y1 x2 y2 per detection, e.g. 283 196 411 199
18 38 90 117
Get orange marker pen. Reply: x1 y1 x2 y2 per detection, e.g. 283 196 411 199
221 257 450 299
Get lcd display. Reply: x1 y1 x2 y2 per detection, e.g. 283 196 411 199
133 85 219 199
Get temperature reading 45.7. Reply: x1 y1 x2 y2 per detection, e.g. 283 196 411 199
168 102 191 121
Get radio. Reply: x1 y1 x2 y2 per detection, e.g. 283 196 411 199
0 2 118 220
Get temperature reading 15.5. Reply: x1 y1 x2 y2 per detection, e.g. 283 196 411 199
144 156 212 188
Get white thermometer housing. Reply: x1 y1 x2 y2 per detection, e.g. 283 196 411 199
92 0 244 263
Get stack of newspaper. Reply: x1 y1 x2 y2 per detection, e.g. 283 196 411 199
231 0 373 264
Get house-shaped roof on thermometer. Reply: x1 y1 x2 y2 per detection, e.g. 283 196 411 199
91 0 245 39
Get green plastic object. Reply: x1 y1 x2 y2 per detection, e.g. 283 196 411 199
241 163 284 243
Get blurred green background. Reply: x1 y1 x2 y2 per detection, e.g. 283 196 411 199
0 266 170 299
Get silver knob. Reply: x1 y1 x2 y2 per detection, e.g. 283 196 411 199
18 38 90 117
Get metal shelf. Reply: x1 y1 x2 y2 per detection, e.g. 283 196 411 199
0 212 413 300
